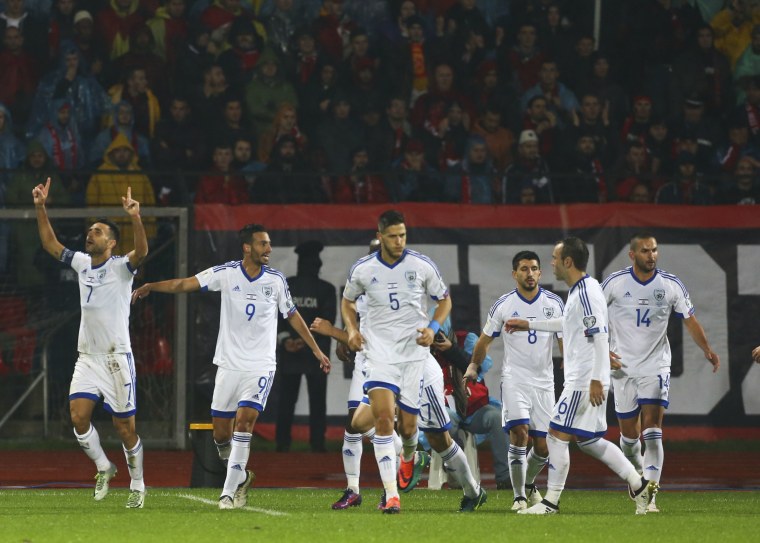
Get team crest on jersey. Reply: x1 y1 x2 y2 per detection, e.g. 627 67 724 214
97 269 107 282
582 315 597 329
653 289 665 302
543 307 554 318
263 286 273 298
405 271 416 283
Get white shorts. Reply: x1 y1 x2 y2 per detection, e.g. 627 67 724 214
549 388 608 439
418 354 451 433
347 352 367 410
612 372 670 419
211 366 276 417
363 356 424 413
501 381 554 437
69 352 137 418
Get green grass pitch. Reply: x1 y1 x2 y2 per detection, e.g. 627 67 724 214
1 488 758 543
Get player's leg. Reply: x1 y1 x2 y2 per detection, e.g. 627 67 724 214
305 371 328 452
467 405 509 489
334 406 364 509
640 403 665 512
368 387 401 512
112 415 145 508
426 431 485 511
212 417 235 467
275 372 302 452
524 386 553 506
614 375 644 473
507 424 530 506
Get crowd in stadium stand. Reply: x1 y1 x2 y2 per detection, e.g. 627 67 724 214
2 0 760 208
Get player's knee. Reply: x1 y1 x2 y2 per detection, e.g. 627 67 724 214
112 418 136 442
426 431 450 452
510 425 530 445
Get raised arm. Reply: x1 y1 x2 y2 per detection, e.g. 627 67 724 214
683 314 720 373
122 186 148 269
33 178 65 259
288 310 331 374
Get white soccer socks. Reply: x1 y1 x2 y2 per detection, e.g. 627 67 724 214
642 428 664 484
343 431 363 493
508 445 528 498
222 432 251 497
620 434 644 473
440 442 480 499
123 436 145 492
544 434 570 505
74 424 111 472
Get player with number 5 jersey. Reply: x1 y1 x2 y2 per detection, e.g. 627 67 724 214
131 224 330 510
602 233 720 512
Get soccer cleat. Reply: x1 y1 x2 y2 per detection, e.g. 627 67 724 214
630 479 659 515
331 489 362 510
382 496 400 514
517 499 559 515
511 497 528 511
458 488 487 512
233 470 255 508
377 490 387 510
398 450 430 493
218 495 234 510
93 462 117 501
126 489 145 509
647 494 660 513
526 484 543 507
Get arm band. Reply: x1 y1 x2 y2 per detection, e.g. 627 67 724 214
528 318 563 333
591 333 610 382
428 320 441 335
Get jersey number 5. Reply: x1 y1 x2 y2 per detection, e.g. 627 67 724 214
389 292 399 310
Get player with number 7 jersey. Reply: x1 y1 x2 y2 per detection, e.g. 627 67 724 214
131 224 330 510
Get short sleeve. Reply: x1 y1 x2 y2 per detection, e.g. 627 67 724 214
63 249 89 273
423 261 448 300
196 266 224 292
482 303 504 338
672 284 695 319
278 277 297 318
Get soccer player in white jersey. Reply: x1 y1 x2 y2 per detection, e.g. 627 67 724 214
507 238 657 515
602 233 720 512
131 224 330 509
343 210 481 513
467 250 564 512
34 178 149 509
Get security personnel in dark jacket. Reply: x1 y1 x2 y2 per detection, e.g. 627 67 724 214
276 240 336 452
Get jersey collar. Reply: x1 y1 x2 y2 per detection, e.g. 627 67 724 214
569 274 590 294
376 248 407 269
240 262 265 282
516 287 542 304
628 266 658 286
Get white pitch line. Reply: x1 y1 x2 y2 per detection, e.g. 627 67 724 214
177 493 287 516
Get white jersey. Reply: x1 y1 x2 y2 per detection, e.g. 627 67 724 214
562 275 609 390
62 249 136 354
196 262 296 371
343 249 448 363
483 288 564 391
602 267 694 377
354 294 368 367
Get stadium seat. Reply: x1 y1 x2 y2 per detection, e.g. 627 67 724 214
427 430 480 490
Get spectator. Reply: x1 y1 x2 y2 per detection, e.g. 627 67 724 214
445 26 489 86
95 0 151 60
4 140 69 287
0 0 48 63
655 151 713 205
264 0 301 57
420 99 470 171
231 135 265 182
620 95 653 145
522 95 557 160
216 16 264 89
610 141 653 202
502 129 554 204
560 33 596 92
85 132 157 254
559 132 607 203
315 94 365 174
189 63 230 131
244 47 298 137
200 0 249 32
297 59 339 136
671 23 732 120
88 101 151 168
210 95 254 151
48 0 78 60
714 115 760 174
468 60 521 133
107 66 161 139
717 155 760 203
733 75 760 146
332 146 390 203
442 0 492 47
669 95 720 174
443 134 497 203
110 23 169 102
313 0 356 63
576 51 629 128
258 135 325 203
27 44 108 144
383 14 439 102
344 56 388 120
257 102 308 163
537 3 574 72
710 0 760 69
341 28 378 87
365 96 411 170
172 22 213 92
150 95 206 203
36 99 84 172
501 22 545 94
388 138 441 202
628 181 652 203
194 142 249 204
520 59 579 129
67 11 108 82
645 115 674 176
564 91 616 168
0 26 39 128
410 63 475 137
290 27 323 88
470 105 515 173
376 0 420 48
147 0 189 65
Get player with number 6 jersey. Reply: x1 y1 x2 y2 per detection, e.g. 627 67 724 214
131 224 330 510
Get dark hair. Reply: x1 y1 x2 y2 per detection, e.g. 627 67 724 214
629 232 656 252
527 95 547 108
559 237 589 271
239 223 267 247
378 209 405 232
512 250 540 270
94 218 120 243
